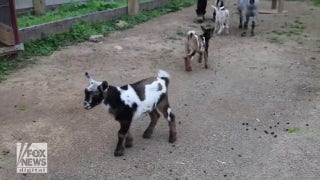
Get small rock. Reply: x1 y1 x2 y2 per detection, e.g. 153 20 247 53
172 144 176 147
178 121 181 124
169 151 172 154
264 130 269 134
286 122 290 124
184 104 188 106
114 45 123 50
254 128 257 130
224 174 227 177
274 135 277 138
270 132 274 135
238 154 242 157
242 123 245 125
231 147 234 150
123 158 126 160
246 128 248 131
32 120 36 123
269 126 272 129
169 169 173 172
245 123 249 125
203 170 207 173
277 122 280 124
89 35 103 42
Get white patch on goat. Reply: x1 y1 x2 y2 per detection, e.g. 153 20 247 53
102 103 110 112
167 108 172 122
158 69 170 79
86 80 102 91
117 77 167 120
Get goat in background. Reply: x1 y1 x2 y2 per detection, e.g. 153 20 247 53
184 25 214 71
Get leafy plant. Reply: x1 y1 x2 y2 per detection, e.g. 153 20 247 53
286 127 300 133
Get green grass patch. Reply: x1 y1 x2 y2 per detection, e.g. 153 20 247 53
314 0 320 6
267 36 284 44
316 91 320 96
286 127 300 133
0 0 197 82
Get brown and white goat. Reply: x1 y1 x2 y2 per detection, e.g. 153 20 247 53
83 70 177 156
184 26 214 71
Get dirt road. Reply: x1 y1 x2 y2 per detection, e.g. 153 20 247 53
1 1 320 179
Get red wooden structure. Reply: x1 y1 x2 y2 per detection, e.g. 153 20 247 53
0 0 24 56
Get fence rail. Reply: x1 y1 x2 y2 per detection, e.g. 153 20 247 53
18 0 168 42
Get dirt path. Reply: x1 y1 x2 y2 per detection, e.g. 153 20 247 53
1 1 320 179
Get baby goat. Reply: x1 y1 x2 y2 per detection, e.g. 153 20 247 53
83 70 177 156
184 25 214 71
238 0 260 36
212 4 230 35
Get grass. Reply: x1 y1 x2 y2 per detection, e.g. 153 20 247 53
314 0 320 6
286 127 300 133
267 36 284 44
0 0 197 82
18 0 150 28
269 19 306 44
316 91 320 96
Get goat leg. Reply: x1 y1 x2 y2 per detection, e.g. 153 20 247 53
114 120 131 156
125 131 133 148
204 51 209 69
184 57 192 71
251 20 255 36
143 109 160 139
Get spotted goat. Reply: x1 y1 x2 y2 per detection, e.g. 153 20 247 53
184 25 214 71
212 2 230 35
83 70 177 156
238 0 260 36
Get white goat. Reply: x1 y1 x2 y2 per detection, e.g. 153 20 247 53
212 5 230 34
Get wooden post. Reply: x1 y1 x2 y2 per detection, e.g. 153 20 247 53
271 0 277 9
128 0 139 16
33 0 46 16
278 0 284 13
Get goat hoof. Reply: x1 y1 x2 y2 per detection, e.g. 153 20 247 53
239 24 243 29
114 149 124 156
251 32 255 36
125 138 133 148
143 130 152 139
169 132 177 143
241 32 247 37
205 65 209 69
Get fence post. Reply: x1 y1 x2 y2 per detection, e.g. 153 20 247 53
128 0 139 15
271 0 277 9
278 0 284 13
33 0 46 16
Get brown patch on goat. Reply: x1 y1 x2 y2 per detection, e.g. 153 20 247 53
131 77 156 101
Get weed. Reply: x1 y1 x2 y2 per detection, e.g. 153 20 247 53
316 91 320 96
268 36 284 44
176 29 185 37
286 127 300 133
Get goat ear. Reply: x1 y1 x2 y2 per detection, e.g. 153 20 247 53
85 72 93 82
100 81 109 91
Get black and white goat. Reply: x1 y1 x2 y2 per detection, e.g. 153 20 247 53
184 25 214 71
83 70 177 156
237 0 260 36
212 3 230 35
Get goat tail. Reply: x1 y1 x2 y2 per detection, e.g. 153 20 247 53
158 70 170 86
158 70 170 79
187 30 196 40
